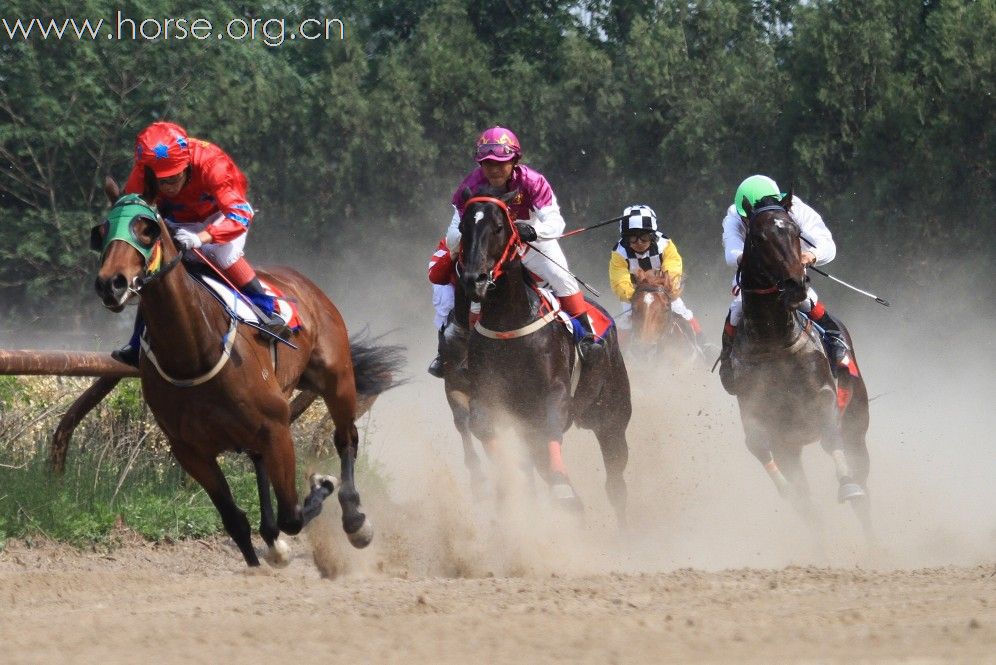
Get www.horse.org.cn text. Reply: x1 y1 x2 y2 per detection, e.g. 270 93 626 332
1 12 347 47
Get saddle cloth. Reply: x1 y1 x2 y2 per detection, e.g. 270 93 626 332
199 274 302 330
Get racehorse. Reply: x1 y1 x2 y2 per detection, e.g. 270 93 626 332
92 180 403 566
628 268 699 366
733 191 872 536
458 190 631 524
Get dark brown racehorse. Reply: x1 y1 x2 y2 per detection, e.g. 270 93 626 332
92 181 403 566
734 192 872 537
458 191 631 524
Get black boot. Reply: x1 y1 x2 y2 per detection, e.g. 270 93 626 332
574 314 603 361
718 318 736 395
112 313 144 368
427 327 445 378
241 277 291 338
812 310 849 376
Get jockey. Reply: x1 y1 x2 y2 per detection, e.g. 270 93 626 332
608 204 704 348
718 174 853 394
443 126 608 357
427 238 455 377
112 121 287 366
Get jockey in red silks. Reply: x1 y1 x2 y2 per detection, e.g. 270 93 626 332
112 121 287 366
429 126 608 376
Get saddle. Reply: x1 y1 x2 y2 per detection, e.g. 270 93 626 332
186 265 301 333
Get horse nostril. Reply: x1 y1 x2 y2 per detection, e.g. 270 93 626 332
111 274 128 294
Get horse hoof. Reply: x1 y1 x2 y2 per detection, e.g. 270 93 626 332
346 517 374 549
838 482 866 503
264 537 291 568
551 482 576 501
310 473 338 495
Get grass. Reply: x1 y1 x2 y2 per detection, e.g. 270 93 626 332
0 376 391 551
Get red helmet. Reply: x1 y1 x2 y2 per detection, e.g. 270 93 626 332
134 122 190 178
474 126 521 163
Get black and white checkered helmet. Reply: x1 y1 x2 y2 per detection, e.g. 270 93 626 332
619 204 658 236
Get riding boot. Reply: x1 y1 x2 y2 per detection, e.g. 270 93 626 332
240 276 291 338
112 312 144 368
808 302 849 377
718 316 737 395
427 327 445 378
559 292 603 361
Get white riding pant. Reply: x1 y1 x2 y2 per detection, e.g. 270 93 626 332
432 283 455 330
728 284 818 326
520 239 580 296
167 212 246 270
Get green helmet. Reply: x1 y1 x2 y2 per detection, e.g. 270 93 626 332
733 175 784 217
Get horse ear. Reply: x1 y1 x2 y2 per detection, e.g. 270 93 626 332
741 196 753 219
460 187 473 206
104 176 120 203
780 186 793 211
500 189 518 205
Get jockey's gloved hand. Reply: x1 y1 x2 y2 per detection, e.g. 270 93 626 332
174 229 203 250
514 222 538 242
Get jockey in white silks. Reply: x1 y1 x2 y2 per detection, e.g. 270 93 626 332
718 174 857 394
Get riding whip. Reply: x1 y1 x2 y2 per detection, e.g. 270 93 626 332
799 235 891 307
522 240 602 298
546 215 628 240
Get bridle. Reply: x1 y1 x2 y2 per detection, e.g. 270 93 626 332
738 203 806 297
461 195 522 288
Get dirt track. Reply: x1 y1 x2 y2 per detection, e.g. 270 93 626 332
0 534 992 664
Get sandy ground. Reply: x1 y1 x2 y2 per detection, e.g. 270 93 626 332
0 535 993 664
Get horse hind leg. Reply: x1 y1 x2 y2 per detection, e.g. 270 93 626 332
172 443 259 566
331 420 373 548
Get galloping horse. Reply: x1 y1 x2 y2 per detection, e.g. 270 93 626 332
459 190 631 524
733 192 872 535
629 269 698 365
92 180 403 566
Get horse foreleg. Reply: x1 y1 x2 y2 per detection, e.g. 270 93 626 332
594 426 629 528
172 443 259 566
448 389 485 490
249 453 290 567
744 428 792 498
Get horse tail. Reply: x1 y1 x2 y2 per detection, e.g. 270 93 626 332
349 330 407 398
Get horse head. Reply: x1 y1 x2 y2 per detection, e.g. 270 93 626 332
631 269 676 345
92 178 179 311
740 189 809 308
458 187 520 302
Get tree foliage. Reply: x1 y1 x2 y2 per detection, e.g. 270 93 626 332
1 0 991 317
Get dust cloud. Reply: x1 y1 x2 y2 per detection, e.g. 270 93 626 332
272 206 996 579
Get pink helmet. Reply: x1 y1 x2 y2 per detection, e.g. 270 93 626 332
135 121 190 178
474 126 521 163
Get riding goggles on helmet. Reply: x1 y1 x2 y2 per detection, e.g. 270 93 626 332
475 142 518 161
